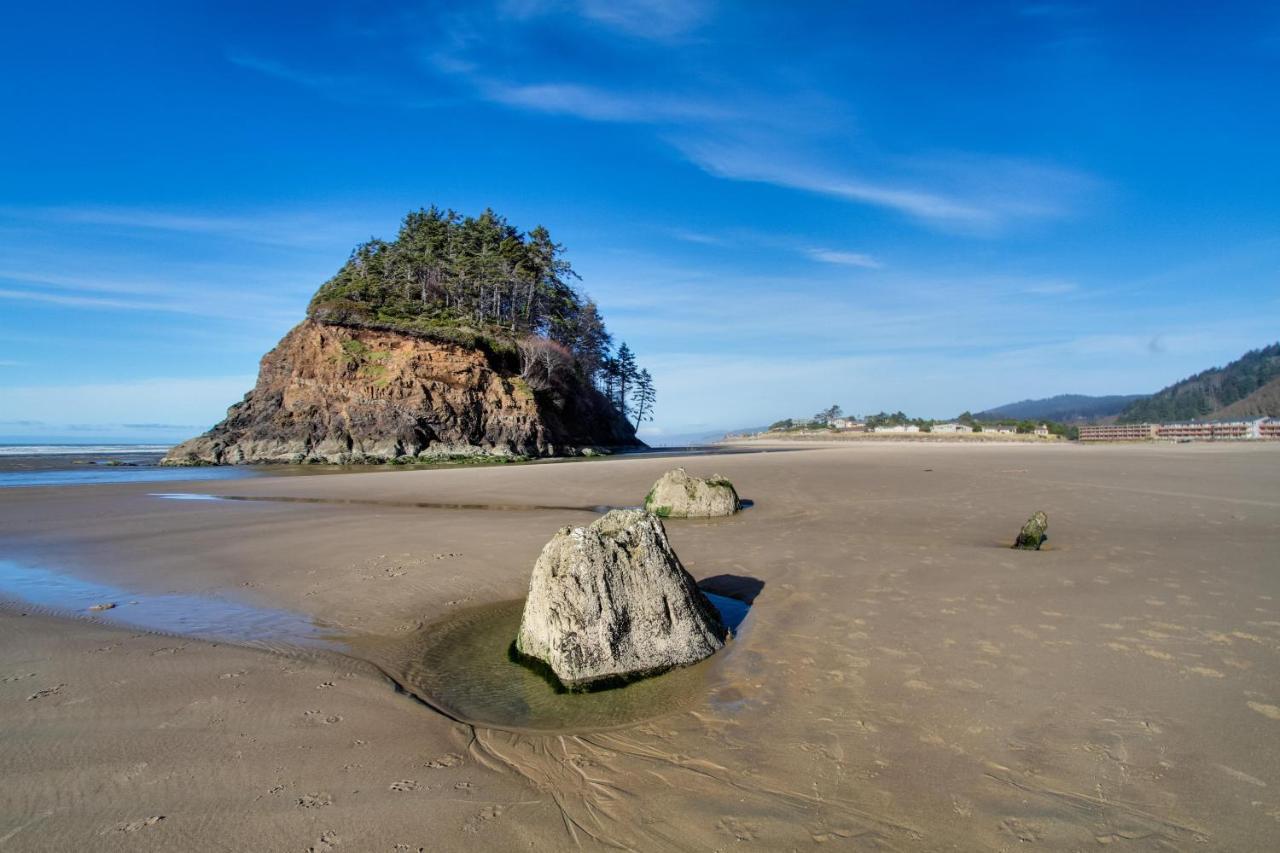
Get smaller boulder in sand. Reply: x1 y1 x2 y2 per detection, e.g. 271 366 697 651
1013 511 1048 550
644 467 741 518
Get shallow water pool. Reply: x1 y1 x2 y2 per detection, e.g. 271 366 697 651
0 559 341 651
365 594 749 733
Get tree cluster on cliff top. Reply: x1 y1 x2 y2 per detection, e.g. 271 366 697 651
308 206 652 424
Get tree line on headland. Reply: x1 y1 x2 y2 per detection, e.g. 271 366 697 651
307 206 654 428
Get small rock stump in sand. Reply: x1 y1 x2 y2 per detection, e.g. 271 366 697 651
643 467 741 518
515 509 728 690
1013 510 1048 550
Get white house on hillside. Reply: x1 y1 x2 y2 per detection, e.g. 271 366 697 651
874 424 920 433
932 423 972 434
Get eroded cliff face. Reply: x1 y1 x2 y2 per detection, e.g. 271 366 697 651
163 320 640 465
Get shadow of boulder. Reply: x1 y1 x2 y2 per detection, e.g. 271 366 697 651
698 574 765 604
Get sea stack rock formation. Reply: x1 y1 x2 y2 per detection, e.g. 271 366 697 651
1013 511 1049 550
644 467 741 518
515 510 728 690
162 206 643 465
163 321 637 464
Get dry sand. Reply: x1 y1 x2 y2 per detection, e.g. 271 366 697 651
2 442 1279 851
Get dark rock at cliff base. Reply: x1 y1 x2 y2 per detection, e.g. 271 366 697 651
1013 511 1048 550
162 320 641 465
515 510 727 690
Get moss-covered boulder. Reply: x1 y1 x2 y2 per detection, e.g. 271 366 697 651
515 510 727 690
643 467 741 518
1013 510 1048 550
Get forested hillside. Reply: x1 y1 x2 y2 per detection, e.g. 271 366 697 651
974 394 1145 423
1209 376 1280 419
1117 343 1280 423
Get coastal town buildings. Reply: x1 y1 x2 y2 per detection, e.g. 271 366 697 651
1034 424 1050 436
983 425 1015 435
874 424 920 434
1079 418 1278 442
831 418 865 431
1078 423 1158 441
932 423 972 434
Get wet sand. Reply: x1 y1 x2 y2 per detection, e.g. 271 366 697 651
2 442 1279 851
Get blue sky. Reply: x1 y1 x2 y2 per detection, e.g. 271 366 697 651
2 1 1278 443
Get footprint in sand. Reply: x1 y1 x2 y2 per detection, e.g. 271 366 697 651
115 816 164 833
306 830 340 852
302 710 343 725
997 818 1041 843
297 793 332 809
716 816 761 841
389 780 419 792
425 753 463 769
462 805 504 833
26 684 64 701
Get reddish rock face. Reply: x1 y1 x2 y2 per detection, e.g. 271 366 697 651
163 320 640 465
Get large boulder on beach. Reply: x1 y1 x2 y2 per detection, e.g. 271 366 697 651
1013 510 1048 550
515 509 727 690
643 467 741 518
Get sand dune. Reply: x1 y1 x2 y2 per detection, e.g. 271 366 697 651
1 442 1278 850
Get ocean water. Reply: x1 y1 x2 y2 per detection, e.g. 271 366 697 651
0 559 340 652
0 443 260 488
0 444 174 456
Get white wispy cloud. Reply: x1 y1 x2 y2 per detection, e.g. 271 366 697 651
576 0 714 41
475 80 735 123
805 248 883 269
0 268 169 296
0 288 208 314
1021 280 1078 295
0 263 306 323
670 137 1060 232
495 0 714 41
227 52 348 92
0 204 377 249
668 229 729 247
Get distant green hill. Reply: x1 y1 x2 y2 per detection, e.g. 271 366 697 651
1117 343 1280 423
974 394 1145 423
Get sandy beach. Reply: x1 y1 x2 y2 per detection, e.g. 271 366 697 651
2 442 1279 851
